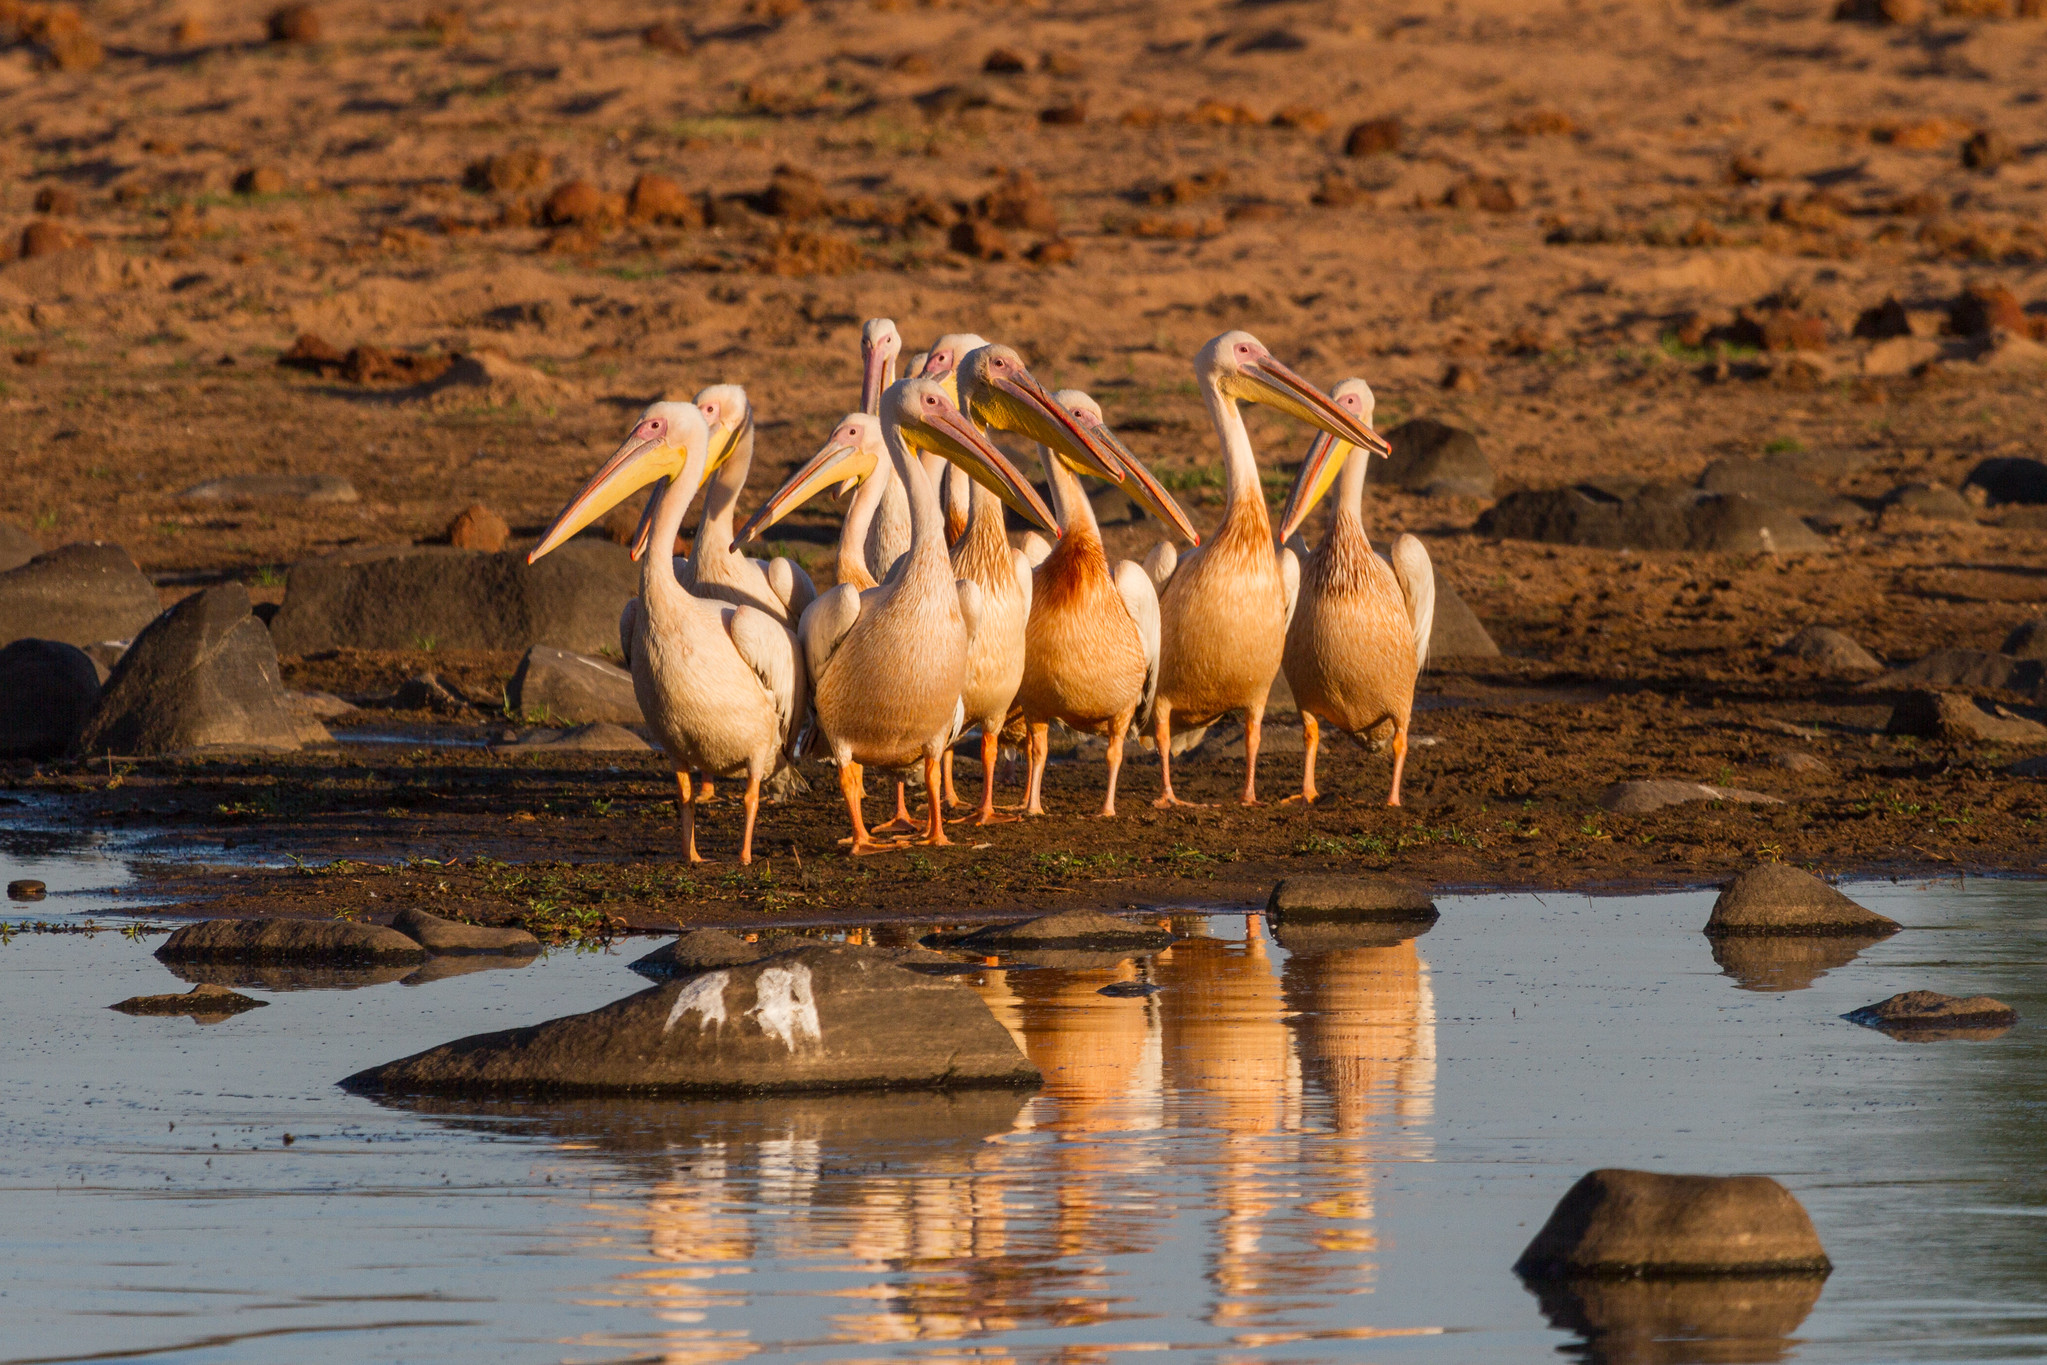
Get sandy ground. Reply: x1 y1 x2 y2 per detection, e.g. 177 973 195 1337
4 0 2046 929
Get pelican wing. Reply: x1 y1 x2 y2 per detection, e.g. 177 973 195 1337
1010 548 1034 616
1279 545 1301 630
764 554 818 622
1390 533 1437 673
725 605 805 752
798 582 863 685
1020 531 1052 568
955 576 984 649
618 596 641 670
1142 540 1178 592
1113 559 1163 734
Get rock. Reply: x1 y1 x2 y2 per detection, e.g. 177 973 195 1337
1380 419 1495 498
1876 650 2043 695
234 165 288 196
1524 1274 1824 1365
1427 580 1501 659
975 171 1059 232
1600 781 1785 816
627 174 702 227
285 690 355 720
944 909 1174 952
389 906 541 956
266 3 320 42
1088 485 1137 526
179 473 359 504
465 147 549 193
495 722 653 752
630 928 777 981
1097 980 1160 997
1883 482 1974 522
400 953 538 986
110 983 268 1019
158 918 427 965
761 164 830 220
507 644 643 724
1704 864 1901 938
543 180 621 227
1711 934 1886 992
1514 1169 1831 1278
167 960 416 991
445 503 510 552
1267 873 1439 925
1770 751 1831 775
1885 690 2047 743
1697 456 1864 527
2013 754 2047 777
76 584 318 756
1861 335 1941 377
392 672 467 713
1963 457 2047 506
0 544 164 650
1844 990 2017 1040
269 541 636 657
1344 117 1404 156
1962 129 2016 172
0 639 101 758
1476 485 1826 554
1834 0 1925 21
0 523 39 574
8 879 46 901
2003 619 2047 660
343 944 1041 1097
1271 918 1436 954
1774 625 1882 675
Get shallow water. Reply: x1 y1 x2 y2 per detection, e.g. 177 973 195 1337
2 879 2044 1364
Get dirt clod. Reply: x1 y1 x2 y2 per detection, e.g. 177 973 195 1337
32 185 79 215
445 504 510 552
265 3 319 43
465 148 548 194
1344 117 1403 156
234 166 288 196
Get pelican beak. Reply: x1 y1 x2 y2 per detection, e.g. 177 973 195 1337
529 426 682 563
906 401 1059 536
705 409 750 475
1070 413 1201 545
974 365 1126 484
1241 354 1390 456
733 435 877 548
1277 431 1352 543
628 494 658 561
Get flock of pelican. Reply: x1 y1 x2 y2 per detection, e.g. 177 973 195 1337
527 326 1437 863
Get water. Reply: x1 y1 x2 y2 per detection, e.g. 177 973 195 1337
1 879 2044 1364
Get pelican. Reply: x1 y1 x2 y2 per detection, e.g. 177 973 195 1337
1016 389 1199 817
791 377 1059 854
678 385 816 623
1276 378 1435 805
528 402 805 865
1146 331 1388 806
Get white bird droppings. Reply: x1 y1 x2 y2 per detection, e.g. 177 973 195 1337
747 964 822 1051
663 971 731 1034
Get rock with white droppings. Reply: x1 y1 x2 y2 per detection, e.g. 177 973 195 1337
341 944 1040 1096
630 928 777 981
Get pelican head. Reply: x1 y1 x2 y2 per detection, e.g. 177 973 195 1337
1199 330 1389 458
1276 377 1378 542
734 412 883 546
694 383 753 470
1051 388 1201 545
529 400 710 564
953 342 1129 488
913 332 990 406
883 377 1059 535
860 319 901 415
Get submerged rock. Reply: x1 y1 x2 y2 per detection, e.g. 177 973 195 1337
629 927 774 981
1885 690 2047 744
1267 874 1439 925
1599 780 1784 816
942 909 1174 952
0 543 162 649
1515 1169 1831 1278
1704 865 1901 938
8 879 46 901
0 638 101 758
1710 934 1887 992
344 945 1040 1097
76 584 322 756
390 906 541 956
1844 990 2017 1040
1773 625 1881 675
110 982 268 1019
507 644 643 724
157 918 427 965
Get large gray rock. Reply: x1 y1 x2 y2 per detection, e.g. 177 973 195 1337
1600 780 1784 815
630 928 776 981
1882 482 1974 522
1885 690 2047 744
342 944 1041 1097
944 909 1174 952
1477 485 1826 554
1843 990 2017 1040
2005 619 2047 661
1697 456 1864 528
1429 580 1500 658
1514 1169 1831 1278
1876 650 2043 695
0 638 101 758
0 543 162 648
1773 625 1881 675
180 473 359 504
76 584 319 756
508 644 642 723
0 522 38 574
1380 418 1495 497
269 540 636 657
1704 864 1901 938
1962 456 2047 506
158 917 428 965
390 906 541 956
1268 873 1439 925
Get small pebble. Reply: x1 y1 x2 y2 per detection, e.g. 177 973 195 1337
1097 980 1160 998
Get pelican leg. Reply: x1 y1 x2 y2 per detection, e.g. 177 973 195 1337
873 780 920 835
698 780 716 802
1282 714 1321 805
941 750 968 811
677 771 704 864
973 730 1019 825
839 762 896 856
1099 711 1133 819
917 753 954 847
1025 722 1050 816
1240 705 1266 806
1387 723 1409 807
738 770 762 864
1152 701 1206 808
